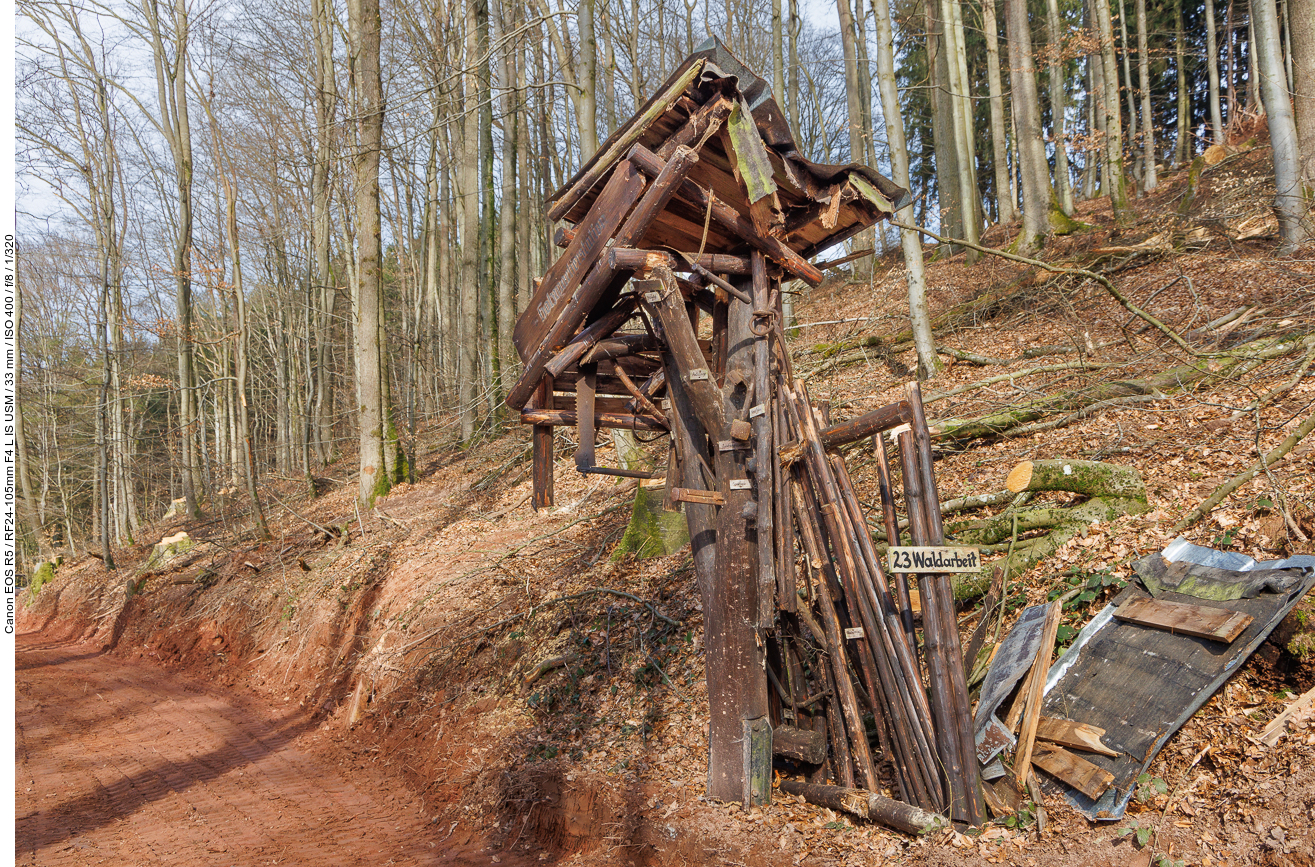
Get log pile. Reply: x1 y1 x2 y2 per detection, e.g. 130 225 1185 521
507 38 983 830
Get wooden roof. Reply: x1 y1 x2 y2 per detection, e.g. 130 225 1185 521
547 37 910 261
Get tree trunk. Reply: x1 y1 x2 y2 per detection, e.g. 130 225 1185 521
942 0 982 248
1253 0 1313 249
1135 0 1157 189
497 5 519 395
350 0 387 505
1290 0 1315 185
1118 0 1139 191
1093 0 1129 214
1205 0 1225 142
1004 0 1053 252
577 0 599 161
981 0 1015 224
1045 0 1074 212
1175 0 1190 165
459 0 481 441
926 0 964 245
870 0 943 378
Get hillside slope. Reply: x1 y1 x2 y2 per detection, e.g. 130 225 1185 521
20 144 1315 866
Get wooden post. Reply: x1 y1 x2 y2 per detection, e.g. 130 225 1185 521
750 253 776 628
574 363 597 471
531 376 554 510
702 280 771 804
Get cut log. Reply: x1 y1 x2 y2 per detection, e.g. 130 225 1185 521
607 247 752 275
1035 717 1119 757
1006 459 1148 503
773 725 828 764
777 780 949 836
1030 743 1115 800
1113 596 1254 643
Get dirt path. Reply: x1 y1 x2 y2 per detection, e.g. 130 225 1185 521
15 631 506 867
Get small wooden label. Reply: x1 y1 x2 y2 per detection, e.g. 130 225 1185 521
689 368 710 381
729 479 752 491
670 487 725 506
888 546 981 573
718 440 751 451
844 627 865 640
749 404 766 419
644 291 662 303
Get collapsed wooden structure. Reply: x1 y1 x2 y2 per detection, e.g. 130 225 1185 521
507 38 984 827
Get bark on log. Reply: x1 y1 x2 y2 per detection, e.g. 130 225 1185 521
818 401 914 451
1006 459 1147 503
777 780 949 836
773 725 828 764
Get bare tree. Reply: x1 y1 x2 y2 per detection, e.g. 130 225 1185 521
1252 0 1313 249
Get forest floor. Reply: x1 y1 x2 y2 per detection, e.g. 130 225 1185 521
17 143 1315 866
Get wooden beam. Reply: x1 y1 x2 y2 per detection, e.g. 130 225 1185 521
606 248 753 275
507 145 701 411
531 376 554 510
818 401 914 451
1014 602 1063 787
636 269 725 436
627 144 826 287
1113 596 1253 643
519 409 668 432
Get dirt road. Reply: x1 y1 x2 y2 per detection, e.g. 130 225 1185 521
15 632 492 866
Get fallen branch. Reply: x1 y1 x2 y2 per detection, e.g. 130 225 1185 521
1172 407 1315 532
778 780 948 836
890 220 1199 356
924 360 1121 406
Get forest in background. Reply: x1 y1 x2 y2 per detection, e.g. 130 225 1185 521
14 0 1315 570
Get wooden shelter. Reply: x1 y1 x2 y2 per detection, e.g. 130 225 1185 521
508 38 984 828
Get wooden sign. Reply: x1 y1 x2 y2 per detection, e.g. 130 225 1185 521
670 488 725 506
888 546 981 573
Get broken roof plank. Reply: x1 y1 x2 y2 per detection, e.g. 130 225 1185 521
1031 743 1115 801
1039 576 1315 820
1113 595 1254 643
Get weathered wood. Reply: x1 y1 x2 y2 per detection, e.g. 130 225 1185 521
819 401 914 451
508 145 701 411
514 160 646 362
574 364 597 471
703 284 771 805
907 381 985 826
751 252 776 629
669 487 726 506
580 333 662 362
773 724 828 764
637 269 725 436
1113 596 1254 643
743 716 772 808
546 59 705 223
1036 717 1119 757
1031 743 1115 800
531 376 554 510
608 247 752 275
777 781 949 836
1014 601 1062 786
520 409 668 432
657 94 736 159
541 298 639 380
875 434 917 653
628 144 826 287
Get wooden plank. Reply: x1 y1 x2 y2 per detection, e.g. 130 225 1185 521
1036 717 1119 757
574 364 597 471
1031 743 1115 801
540 298 638 381
743 716 772 808
670 487 725 506
656 94 735 160
1113 595 1254 643
1014 602 1063 786
514 160 645 360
